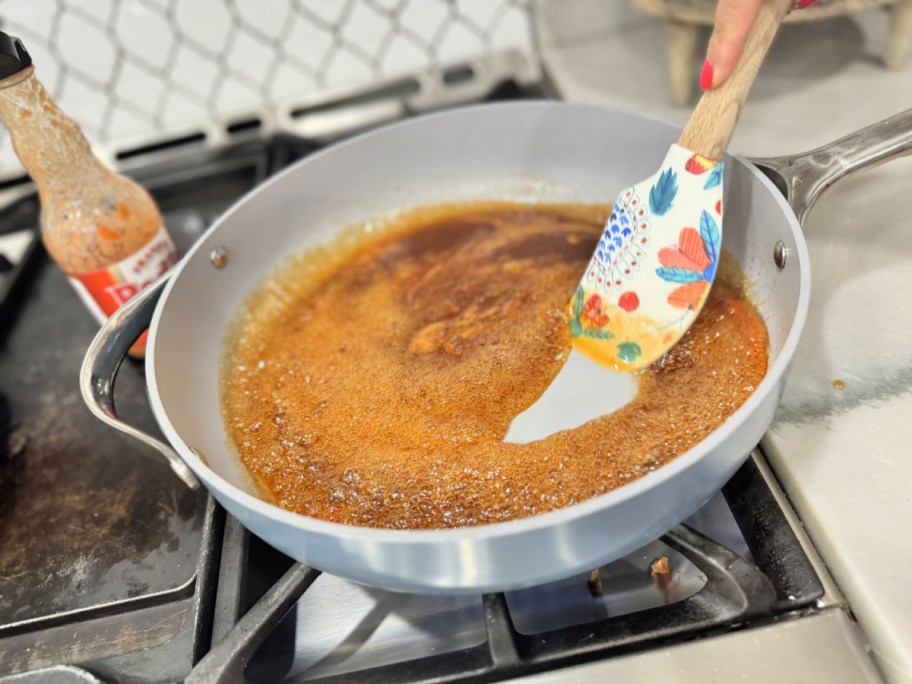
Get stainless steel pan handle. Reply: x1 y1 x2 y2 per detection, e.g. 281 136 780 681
752 108 912 224
79 275 199 489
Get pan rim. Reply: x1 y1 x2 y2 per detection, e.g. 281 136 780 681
147 100 811 544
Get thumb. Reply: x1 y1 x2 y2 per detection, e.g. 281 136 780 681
704 0 763 89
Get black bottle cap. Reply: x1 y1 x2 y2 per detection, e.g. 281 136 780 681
0 30 33 80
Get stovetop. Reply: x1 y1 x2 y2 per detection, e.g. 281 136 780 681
0 68 878 683
208 458 825 684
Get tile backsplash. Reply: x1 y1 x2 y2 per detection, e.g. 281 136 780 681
0 0 533 172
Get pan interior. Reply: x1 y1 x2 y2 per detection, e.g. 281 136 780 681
149 103 804 503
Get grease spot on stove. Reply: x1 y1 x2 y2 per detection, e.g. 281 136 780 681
0 270 208 627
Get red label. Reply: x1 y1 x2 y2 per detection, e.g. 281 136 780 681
69 226 179 353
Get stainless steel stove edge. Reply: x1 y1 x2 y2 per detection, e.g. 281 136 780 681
750 450 845 610
506 608 880 684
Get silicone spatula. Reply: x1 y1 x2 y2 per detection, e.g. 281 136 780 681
505 0 792 444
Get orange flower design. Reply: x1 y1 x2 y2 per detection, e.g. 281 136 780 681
580 294 610 328
656 219 719 310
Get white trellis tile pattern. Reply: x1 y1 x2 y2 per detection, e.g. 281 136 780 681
0 0 533 173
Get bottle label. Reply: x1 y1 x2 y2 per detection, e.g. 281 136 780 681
68 225 179 331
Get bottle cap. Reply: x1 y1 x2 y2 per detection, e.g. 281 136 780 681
0 31 32 80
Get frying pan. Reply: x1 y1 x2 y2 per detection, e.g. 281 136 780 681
81 102 912 595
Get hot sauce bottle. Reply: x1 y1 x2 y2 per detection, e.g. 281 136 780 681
0 32 179 356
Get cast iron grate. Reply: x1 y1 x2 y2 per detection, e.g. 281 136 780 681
191 457 824 683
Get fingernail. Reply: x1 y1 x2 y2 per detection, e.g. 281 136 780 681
699 58 713 91
797 0 816 8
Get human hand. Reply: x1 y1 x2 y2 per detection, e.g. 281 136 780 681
701 0 817 90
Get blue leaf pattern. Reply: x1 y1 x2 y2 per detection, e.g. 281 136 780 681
699 210 720 264
655 267 704 284
703 260 718 283
649 168 678 216
703 163 723 190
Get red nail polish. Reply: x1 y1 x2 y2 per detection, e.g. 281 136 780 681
797 0 816 8
699 58 713 91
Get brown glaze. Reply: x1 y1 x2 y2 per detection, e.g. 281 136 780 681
221 202 769 529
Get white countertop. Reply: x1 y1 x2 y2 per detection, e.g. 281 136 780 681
534 1 912 680
762 160 912 684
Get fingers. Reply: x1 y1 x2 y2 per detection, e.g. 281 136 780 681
703 0 763 90
702 0 818 90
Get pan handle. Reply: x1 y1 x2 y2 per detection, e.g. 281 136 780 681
751 108 912 224
79 275 199 489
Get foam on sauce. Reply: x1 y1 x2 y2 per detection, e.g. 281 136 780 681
221 202 769 529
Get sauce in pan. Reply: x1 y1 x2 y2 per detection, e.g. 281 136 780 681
221 203 768 529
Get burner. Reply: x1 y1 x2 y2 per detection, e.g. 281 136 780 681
192 459 823 684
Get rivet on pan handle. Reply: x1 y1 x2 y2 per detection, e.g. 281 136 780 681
79 274 199 489
752 108 912 225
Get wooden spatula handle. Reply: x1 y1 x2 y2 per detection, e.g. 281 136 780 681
679 0 792 160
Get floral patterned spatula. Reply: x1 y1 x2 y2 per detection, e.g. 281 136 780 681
504 0 792 444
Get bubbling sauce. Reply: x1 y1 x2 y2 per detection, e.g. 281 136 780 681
222 203 769 529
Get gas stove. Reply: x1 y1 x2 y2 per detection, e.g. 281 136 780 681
0 53 881 683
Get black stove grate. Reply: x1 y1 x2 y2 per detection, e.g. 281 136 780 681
191 458 823 684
